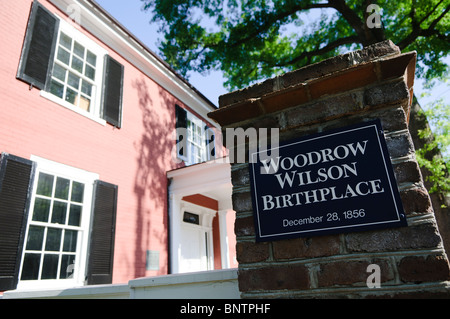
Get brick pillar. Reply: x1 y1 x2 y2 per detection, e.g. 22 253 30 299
208 40 450 298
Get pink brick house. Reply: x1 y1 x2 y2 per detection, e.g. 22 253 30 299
0 0 236 292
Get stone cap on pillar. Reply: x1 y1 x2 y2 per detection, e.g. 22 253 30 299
208 40 416 127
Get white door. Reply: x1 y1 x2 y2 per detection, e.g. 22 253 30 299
179 223 209 273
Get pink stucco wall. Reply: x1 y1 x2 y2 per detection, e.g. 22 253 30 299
0 0 214 284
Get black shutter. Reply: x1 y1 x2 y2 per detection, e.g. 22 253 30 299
205 125 216 160
17 0 59 90
101 55 124 128
175 104 188 159
0 154 35 291
86 181 118 285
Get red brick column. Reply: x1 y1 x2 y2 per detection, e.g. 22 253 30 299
209 41 450 298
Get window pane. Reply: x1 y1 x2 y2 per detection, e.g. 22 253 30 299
52 63 66 82
49 80 64 99
68 72 80 90
71 55 83 73
51 201 67 224
36 173 54 197
73 42 85 58
21 253 41 280
195 126 201 143
183 212 200 225
57 47 70 65
60 255 76 279
79 96 91 112
55 177 70 200
63 230 78 252
32 198 51 222
68 204 82 227
86 50 96 66
65 87 77 105
59 32 72 50
81 80 92 96
71 182 84 203
42 254 59 280
45 228 62 252
85 65 95 80
26 226 45 251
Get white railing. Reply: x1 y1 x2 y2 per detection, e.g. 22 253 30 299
1 269 240 299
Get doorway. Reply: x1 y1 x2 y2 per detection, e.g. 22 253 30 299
179 204 214 273
167 160 236 274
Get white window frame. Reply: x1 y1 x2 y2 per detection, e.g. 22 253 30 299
40 17 108 126
16 156 99 290
185 112 209 166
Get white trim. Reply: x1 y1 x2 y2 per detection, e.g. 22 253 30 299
2 269 240 299
185 112 209 166
178 201 215 273
167 159 232 197
167 161 233 274
30 155 99 182
181 201 218 221
218 210 231 269
40 15 108 125
16 156 98 291
41 91 106 125
169 194 182 274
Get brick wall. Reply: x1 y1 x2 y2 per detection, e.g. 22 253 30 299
209 40 450 298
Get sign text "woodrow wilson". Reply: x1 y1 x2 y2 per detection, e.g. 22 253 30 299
259 140 386 211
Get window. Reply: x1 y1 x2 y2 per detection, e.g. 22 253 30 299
17 1 124 128
17 157 97 289
183 212 200 225
187 114 208 165
49 31 99 114
0 153 118 291
20 174 85 282
42 19 107 124
175 104 215 166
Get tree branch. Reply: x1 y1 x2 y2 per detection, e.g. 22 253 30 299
397 4 450 50
329 0 367 44
272 35 361 67
418 0 445 25
227 2 334 48
426 4 450 31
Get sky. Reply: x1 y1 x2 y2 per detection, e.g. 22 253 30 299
95 0 227 105
94 0 448 108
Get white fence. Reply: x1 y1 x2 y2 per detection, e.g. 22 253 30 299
1 269 240 299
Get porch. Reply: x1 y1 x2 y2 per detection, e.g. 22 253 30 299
167 159 237 274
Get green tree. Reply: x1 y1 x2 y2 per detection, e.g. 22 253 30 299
142 0 449 197
142 0 449 90
415 92 450 195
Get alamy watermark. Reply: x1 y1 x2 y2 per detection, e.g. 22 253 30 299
366 263 381 289
67 4 82 26
366 4 382 29
172 127 280 174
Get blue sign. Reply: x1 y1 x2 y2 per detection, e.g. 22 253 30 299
249 120 407 242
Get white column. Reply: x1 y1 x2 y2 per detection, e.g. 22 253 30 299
202 210 216 271
218 210 230 269
169 194 182 274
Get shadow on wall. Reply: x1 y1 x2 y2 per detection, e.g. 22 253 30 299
131 77 180 278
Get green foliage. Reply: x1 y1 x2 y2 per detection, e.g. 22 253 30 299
141 0 450 196
142 0 449 90
415 93 450 195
